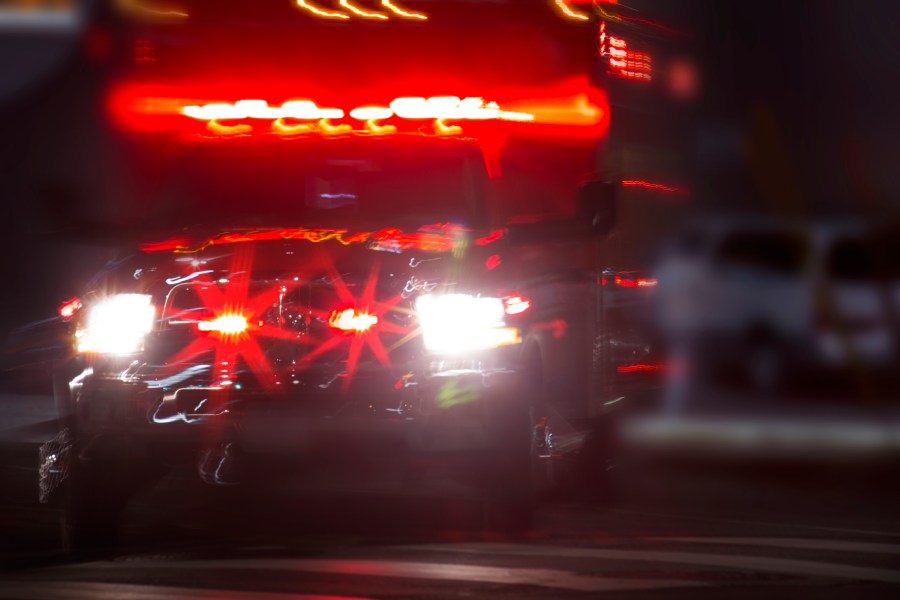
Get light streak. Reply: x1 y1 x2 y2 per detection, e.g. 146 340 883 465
116 0 188 20
381 0 427 20
621 180 688 194
554 0 590 21
296 0 350 19
340 0 388 19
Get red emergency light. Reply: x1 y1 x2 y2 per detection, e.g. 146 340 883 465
107 77 609 142
329 307 378 333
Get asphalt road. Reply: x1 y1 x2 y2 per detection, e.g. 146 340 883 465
1 391 899 599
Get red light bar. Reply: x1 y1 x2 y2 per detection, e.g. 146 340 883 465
329 308 378 333
179 96 535 136
107 78 609 141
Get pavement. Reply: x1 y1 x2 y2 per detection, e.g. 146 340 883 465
1 389 899 598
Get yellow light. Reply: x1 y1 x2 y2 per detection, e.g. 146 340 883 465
272 118 314 135
364 120 398 135
340 0 388 19
434 119 462 136
318 119 353 134
296 0 350 19
116 0 189 20
381 0 427 20
554 0 590 21
206 120 252 136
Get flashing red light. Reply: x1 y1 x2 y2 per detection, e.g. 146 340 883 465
601 26 652 82
474 228 506 245
614 275 658 288
59 297 82 320
108 78 608 140
503 295 531 316
141 225 467 254
198 313 249 336
617 363 665 374
329 308 379 333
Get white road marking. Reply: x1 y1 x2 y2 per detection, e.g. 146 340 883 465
401 543 900 584
652 537 900 555
616 509 900 538
0 581 370 600
70 558 703 593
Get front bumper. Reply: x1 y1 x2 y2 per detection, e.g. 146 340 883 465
69 359 523 461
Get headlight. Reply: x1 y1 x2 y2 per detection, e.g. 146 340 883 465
75 294 155 355
415 294 520 354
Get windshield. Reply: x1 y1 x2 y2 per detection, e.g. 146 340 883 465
132 137 488 233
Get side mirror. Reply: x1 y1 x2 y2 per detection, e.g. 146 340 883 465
577 180 617 236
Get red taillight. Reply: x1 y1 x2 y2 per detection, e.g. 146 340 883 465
59 297 82 320
198 314 249 335
503 295 531 316
329 308 378 333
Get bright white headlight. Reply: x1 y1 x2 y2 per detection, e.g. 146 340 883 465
415 294 520 354
75 294 155 355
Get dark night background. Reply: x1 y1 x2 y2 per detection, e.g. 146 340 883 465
0 0 898 337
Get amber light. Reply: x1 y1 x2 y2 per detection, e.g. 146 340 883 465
296 0 427 20
329 308 379 333
554 0 590 21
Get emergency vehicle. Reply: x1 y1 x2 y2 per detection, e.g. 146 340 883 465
23 1 688 552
